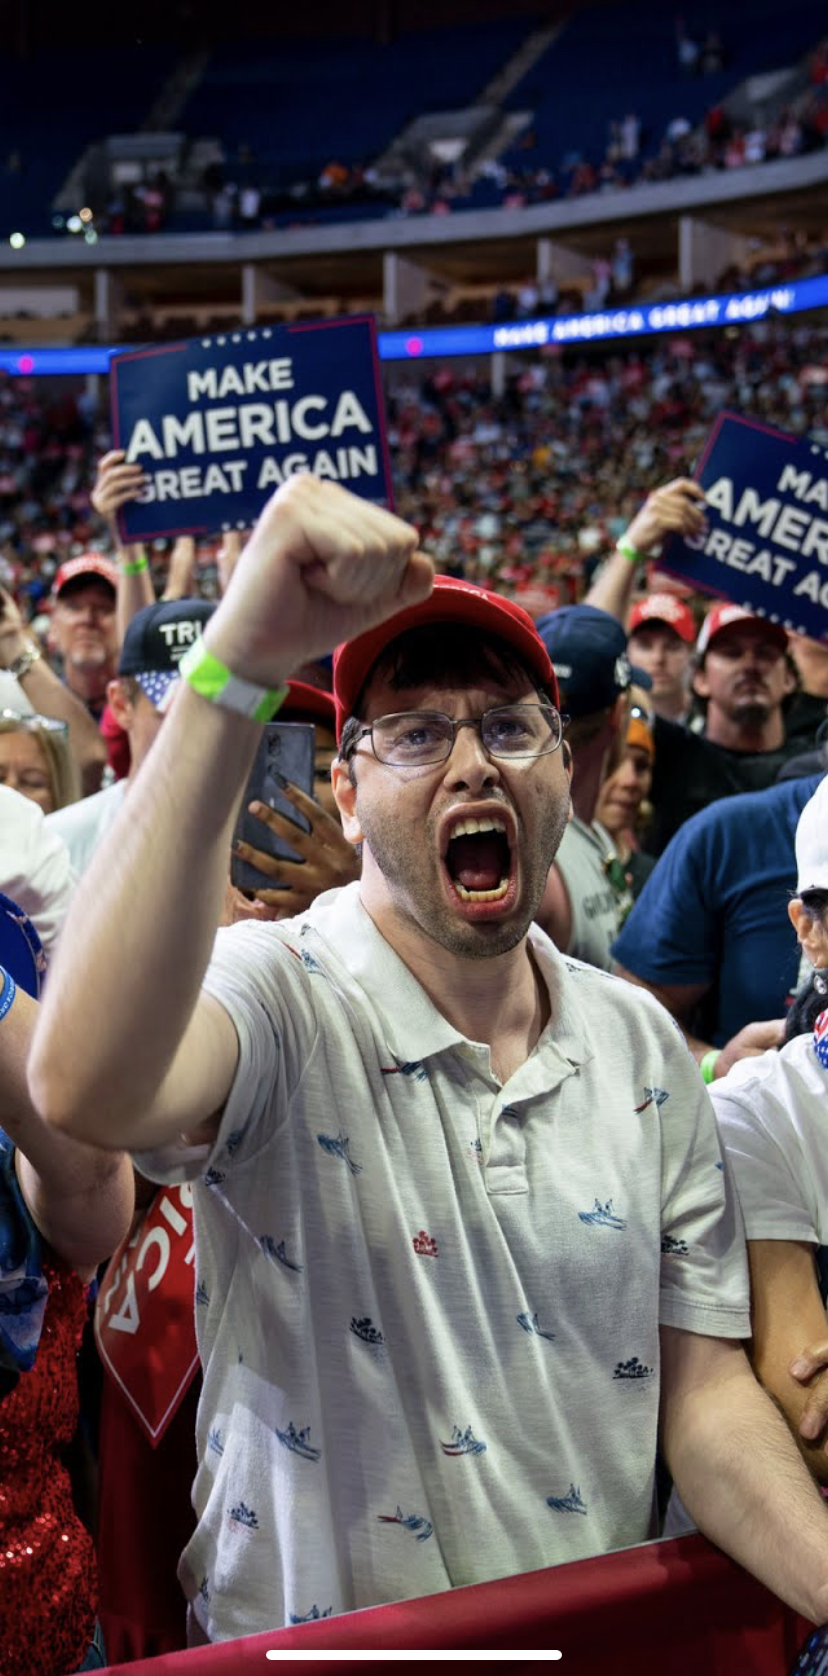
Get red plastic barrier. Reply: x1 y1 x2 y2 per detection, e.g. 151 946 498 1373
99 1534 811 1675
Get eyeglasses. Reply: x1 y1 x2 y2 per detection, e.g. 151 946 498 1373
346 704 567 768
0 709 69 735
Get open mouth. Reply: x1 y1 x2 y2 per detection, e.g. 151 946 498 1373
443 815 513 904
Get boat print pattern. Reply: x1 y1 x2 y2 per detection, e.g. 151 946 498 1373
274 1421 322 1462
546 1483 587 1515
517 1310 556 1341
316 1131 362 1175
377 1505 434 1542
440 1424 487 1456
259 1234 303 1272
578 1198 627 1229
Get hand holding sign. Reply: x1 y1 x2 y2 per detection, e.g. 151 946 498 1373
625 476 707 555
204 474 433 687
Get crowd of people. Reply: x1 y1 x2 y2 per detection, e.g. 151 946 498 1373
1 327 828 1672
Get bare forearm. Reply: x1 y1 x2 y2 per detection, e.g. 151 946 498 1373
29 684 263 1133
583 547 638 620
664 1358 828 1623
2 988 133 1268
116 550 155 644
17 654 107 793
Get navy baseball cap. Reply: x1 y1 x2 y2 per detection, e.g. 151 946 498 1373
118 598 216 709
536 604 651 720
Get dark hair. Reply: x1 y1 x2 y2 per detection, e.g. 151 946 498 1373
339 622 547 765
785 973 828 1041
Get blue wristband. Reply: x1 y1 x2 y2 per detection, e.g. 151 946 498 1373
0 965 17 1021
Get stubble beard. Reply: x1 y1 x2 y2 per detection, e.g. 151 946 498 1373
359 792 570 961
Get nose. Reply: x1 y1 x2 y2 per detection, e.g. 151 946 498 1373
441 720 502 792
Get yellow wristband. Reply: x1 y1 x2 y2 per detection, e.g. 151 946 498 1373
179 640 287 723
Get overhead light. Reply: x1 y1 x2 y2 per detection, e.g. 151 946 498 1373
79 207 93 224
9 232 25 249
84 228 98 244
67 215 83 234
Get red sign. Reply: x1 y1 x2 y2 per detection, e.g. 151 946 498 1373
95 1183 199 1446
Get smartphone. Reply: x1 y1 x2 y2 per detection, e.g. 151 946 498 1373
231 721 315 896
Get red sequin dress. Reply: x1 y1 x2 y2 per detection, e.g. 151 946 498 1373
0 1256 96 1676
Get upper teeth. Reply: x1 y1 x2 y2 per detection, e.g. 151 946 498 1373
449 817 506 839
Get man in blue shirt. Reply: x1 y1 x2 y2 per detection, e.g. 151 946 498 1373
612 775 822 1080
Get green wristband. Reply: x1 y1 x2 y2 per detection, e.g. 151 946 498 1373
699 1049 721 1085
121 553 149 576
616 535 644 566
179 639 288 723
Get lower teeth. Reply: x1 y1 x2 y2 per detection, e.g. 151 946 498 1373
455 877 509 903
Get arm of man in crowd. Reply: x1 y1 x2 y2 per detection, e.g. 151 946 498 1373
747 1240 828 1484
91 449 154 641
585 477 706 621
29 476 432 1153
660 1326 828 1623
613 963 785 1073
3 985 134 1276
161 535 197 602
0 584 107 794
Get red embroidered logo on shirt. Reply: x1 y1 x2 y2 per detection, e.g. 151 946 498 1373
413 1230 438 1258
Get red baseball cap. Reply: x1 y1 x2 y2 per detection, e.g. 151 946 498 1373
696 603 788 657
332 575 558 742
628 594 696 645
53 553 119 598
281 680 336 730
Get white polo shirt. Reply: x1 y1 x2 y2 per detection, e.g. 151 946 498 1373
139 882 749 1644
713 1031 828 1245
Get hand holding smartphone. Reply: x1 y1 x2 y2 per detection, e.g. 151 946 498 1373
231 721 315 896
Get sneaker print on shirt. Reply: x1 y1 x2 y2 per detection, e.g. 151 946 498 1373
317 1132 362 1175
274 1421 322 1462
613 1356 654 1380
203 1166 226 1188
289 1604 333 1624
378 1505 434 1542
259 1234 303 1273
207 1427 224 1456
517 1310 556 1342
634 1087 669 1114
195 1279 209 1305
440 1424 487 1457
578 1198 627 1229
546 1483 587 1515
413 1230 438 1257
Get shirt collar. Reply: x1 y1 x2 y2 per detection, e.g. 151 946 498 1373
304 882 593 1074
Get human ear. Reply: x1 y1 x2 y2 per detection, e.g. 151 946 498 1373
789 898 828 970
106 678 134 730
331 758 363 844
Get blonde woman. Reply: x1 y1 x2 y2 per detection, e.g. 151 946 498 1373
0 710 81 814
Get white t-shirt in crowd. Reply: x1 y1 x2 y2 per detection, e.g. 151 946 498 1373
713 1032 828 1245
138 882 749 1645
46 779 126 879
0 783 75 956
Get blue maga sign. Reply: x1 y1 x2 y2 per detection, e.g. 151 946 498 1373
661 411 828 642
110 316 392 541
